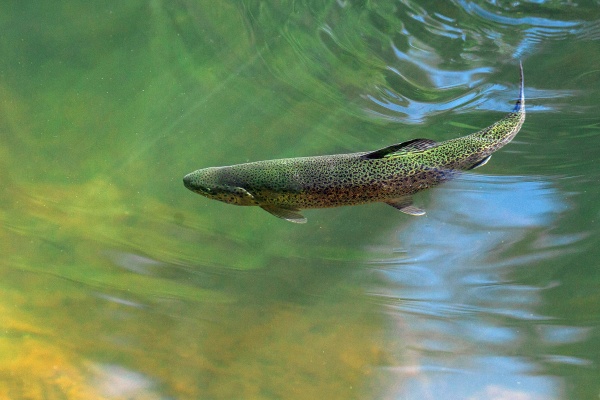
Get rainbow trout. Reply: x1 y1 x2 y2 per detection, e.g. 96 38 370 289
184 63 525 223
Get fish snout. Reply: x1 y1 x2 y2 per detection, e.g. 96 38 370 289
183 171 214 197
183 173 195 190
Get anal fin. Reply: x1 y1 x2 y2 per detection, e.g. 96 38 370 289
468 155 491 170
386 198 426 216
260 205 307 224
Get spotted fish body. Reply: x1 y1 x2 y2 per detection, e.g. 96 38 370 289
184 63 525 223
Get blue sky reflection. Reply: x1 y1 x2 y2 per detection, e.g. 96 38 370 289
369 174 578 399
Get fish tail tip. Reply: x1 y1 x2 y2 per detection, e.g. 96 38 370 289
519 60 524 83
513 61 525 112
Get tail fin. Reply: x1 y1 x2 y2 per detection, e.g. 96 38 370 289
513 61 525 113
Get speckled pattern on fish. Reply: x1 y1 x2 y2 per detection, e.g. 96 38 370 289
183 63 525 223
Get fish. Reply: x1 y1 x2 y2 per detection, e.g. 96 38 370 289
183 63 525 223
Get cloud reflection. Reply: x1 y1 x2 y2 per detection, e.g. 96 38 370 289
369 174 582 399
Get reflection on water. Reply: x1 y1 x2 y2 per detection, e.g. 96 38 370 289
370 175 580 399
1 0 600 399
90 364 156 399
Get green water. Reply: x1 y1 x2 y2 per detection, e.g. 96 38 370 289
1 1 600 399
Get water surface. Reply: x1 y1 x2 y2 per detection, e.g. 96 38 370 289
1 1 600 399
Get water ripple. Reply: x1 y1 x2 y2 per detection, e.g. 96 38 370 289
239 0 598 129
368 173 591 392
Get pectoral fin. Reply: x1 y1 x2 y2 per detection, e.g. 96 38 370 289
233 186 256 201
260 205 307 224
386 198 426 216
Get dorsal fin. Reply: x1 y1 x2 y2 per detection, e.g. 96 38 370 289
361 138 438 160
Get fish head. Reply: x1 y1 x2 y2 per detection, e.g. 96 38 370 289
183 167 257 206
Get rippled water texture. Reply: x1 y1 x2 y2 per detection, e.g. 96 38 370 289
1 0 600 399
